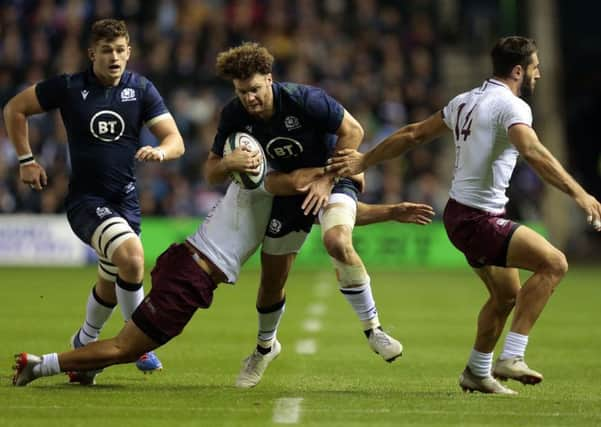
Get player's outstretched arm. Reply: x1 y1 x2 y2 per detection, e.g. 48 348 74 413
327 112 449 177
136 116 185 162
509 124 601 230
3 85 48 190
355 201 435 226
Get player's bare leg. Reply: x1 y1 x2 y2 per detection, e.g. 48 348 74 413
491 225 567 385
110 237 162 372
235 252 294 388
505 226 568 333
472 266 520 353
61 321 158 372
14 321 158 387
459 266 519 394
321 200 402 362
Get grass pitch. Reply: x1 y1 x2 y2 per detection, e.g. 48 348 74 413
1 266 600 426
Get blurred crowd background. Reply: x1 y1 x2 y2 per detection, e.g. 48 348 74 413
0 0 599 257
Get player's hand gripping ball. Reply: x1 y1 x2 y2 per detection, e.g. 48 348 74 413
223 132 266 189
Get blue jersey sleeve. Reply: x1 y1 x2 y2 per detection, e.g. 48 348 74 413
142 80 169 123
35 75 68 111
212 101 241 157
292 84 344 133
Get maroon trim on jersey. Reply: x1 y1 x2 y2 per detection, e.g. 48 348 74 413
507 122 532 130
486 78 506 88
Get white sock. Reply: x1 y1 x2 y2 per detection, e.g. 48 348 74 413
33 353 61 377
115 276 144 321
79 286 115 345
468 349 493 377
339 283 380 330
257 299 285 349
500 331 529 360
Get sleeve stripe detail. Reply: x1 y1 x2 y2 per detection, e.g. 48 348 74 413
507 122 532 130
145 113 171 127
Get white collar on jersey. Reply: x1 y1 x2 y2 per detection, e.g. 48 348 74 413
486 78 510 90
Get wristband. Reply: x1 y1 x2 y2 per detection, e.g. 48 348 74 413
18 153 35 166
156 147 166 162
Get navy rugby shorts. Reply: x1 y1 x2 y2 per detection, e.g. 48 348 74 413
265 177 359 239
66 194 141 245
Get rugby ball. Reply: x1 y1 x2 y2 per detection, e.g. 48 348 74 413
223 132 266 189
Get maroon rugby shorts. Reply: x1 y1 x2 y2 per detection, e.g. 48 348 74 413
443 198 520 268
132 243 217 344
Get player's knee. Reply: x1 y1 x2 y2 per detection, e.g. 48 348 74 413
541 249 568 280
117 253 145 280
320 200 356 262
322 227 354 262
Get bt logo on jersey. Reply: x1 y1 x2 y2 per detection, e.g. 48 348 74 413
265 137 303 159
90 110 125 142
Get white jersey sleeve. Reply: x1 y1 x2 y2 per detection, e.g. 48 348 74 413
186 183 273 283
445 79 532 213
497 95 533 130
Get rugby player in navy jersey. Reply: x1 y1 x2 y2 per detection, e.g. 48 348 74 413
207 42 408 388
4 19 184 383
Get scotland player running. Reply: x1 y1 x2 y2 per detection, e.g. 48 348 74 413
4 19 184 383
207 42 406 388
326 36 601 394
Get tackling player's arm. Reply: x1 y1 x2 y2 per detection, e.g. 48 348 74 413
355 201 434 226
136 116 185 162
326 112 449 177
204 149 261 185
509 124 601 229
3 85 48 190
265 167 336 195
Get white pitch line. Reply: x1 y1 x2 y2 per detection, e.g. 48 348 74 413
302 318 322 332
295 338 317 354
306 303 326 317
272 397 303 424
313 280 333 298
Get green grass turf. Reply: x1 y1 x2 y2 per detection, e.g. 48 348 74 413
1 266 600 426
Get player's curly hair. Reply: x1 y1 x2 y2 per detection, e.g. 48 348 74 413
216 42 274 80
90 19 130 46
491 36 537 77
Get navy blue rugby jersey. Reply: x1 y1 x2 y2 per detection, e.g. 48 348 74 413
35 68 169 202
212 82 344 173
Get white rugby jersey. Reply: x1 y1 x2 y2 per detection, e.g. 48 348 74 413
442 78 533 213
187 182 273 283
